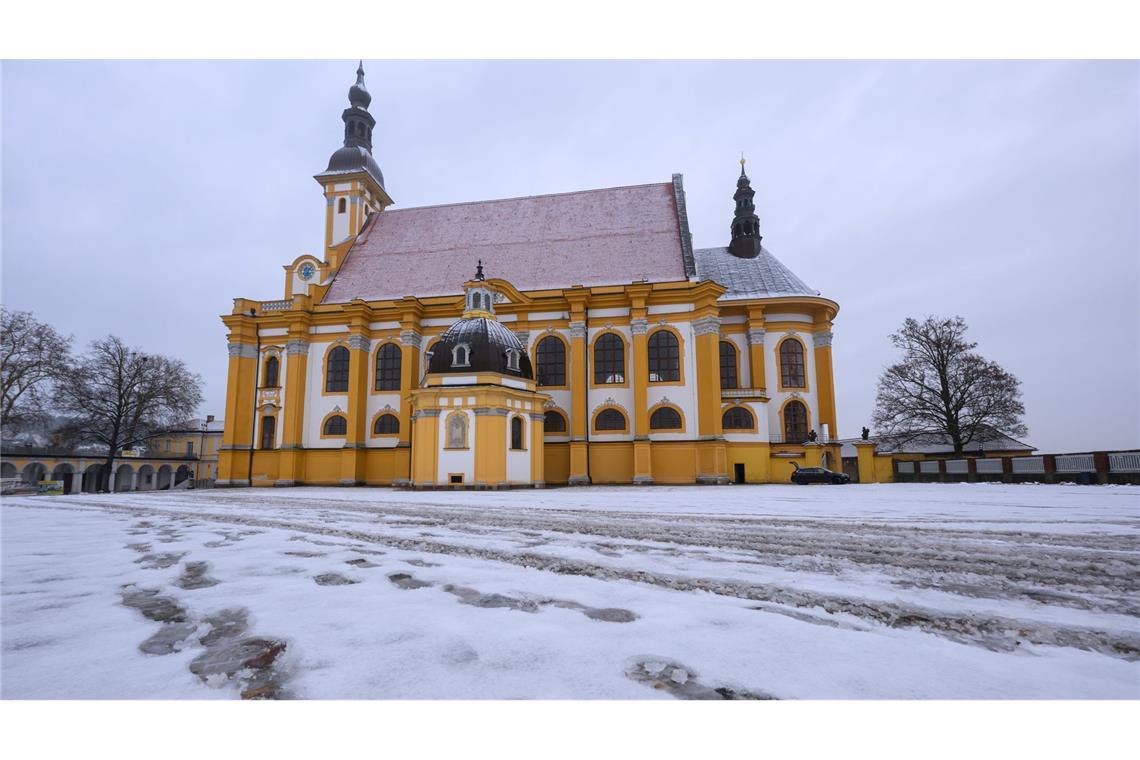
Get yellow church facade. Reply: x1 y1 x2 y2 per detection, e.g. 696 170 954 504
217 65 842 488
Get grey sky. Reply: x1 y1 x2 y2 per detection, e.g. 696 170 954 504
2 60 1137 452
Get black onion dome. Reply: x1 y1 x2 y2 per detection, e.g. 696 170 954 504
427 318 533 379
325 145 385 187
348 62 371 109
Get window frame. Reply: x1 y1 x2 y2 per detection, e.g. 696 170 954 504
592 407 629 434
510 415 525 450
534 334 568 388
719 340 739 390
648 405 684 431
542 409 568 435
323 344 350 394
371 412 400 437
781 399 810 444
321 413 348 438
591 331 628 387
263 355 280 388
259 414 277 450
646 327 683 384
373 342 402 392
721 405 757 432
777 337 808 390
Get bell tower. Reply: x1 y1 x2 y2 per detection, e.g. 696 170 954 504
314 62 393 256
728 156 763 259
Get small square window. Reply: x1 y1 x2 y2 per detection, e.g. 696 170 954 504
449 474 463 484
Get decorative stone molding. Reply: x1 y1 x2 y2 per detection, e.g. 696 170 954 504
529 413 546 422
568 321 587 340
542 399 557 409
813 331 834 348
333 405 343 413
346 334 370 351
400 330 422 349
227 342 258 359
285 340 309 355
630 318 648 336
692 316 721 336
747 328 766 346
412 409 441 420
473 407 509 416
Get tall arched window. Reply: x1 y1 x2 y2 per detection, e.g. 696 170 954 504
649 406 682 430
510 416 524 450
779 339 806 388
337 197 347 214
326 346 349 392
263 355 280 388
647 330 680 382
722 406 755 431
375 343 401 390
260 415 276 449
446 413 468 449
543 410 567 433
719 341 738 389
783 400 808 443
535 336 566 387
593 333 625 384
595 408 627 431
373 413 399 435
323 415 347 436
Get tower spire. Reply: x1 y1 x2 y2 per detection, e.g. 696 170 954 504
728 157 762 259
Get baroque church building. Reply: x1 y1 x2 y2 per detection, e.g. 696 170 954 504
218 65 842 488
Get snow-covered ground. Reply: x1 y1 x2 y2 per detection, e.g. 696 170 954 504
2 483 1137 699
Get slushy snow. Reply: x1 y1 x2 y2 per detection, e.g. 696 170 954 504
2 483 1137 699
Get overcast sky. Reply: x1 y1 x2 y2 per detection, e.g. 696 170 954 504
2 60 1137 452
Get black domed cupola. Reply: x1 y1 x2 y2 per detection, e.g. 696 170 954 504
728 156 763 259
426 263 534 379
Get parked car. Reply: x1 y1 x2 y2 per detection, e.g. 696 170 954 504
791 466 850 485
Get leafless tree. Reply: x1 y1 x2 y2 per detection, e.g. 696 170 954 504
1 307 73 435
54 335 203 491
872 316 1026 454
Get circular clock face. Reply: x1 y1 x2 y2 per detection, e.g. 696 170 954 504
298 262 315 281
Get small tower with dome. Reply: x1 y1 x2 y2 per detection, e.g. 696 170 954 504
409 265 547 489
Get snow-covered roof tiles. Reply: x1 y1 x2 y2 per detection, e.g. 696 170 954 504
692 246 818 299
322 182 688 303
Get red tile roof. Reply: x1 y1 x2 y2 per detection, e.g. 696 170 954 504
322 181 688 303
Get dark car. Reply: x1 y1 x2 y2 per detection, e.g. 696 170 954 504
790 466 850 485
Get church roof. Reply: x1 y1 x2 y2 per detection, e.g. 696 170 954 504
692 245 818 299
322 181 689 303
426 317 534 379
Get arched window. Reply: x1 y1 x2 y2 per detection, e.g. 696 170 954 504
337 197 347 214
326 346 349 392
593 333 625 384
505 348 520 372
373 413 399 435
375 343 401 390
719 341 738 389
535 336 566 387
260 415 276 449
779 339 806 388
263 355 280 388
446 413 468 449
452 343 470 368
510 416 524 450
783 400 808 443
647 330 680 382
649 406 682 430
722 406 755 431
323 415 347 436
595 408 627 431
543 410 567 433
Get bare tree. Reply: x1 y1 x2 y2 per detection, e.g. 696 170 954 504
872 316 1026 454
1 307 72 435
54 335 203 491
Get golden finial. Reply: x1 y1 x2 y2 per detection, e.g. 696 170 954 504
740 152 746 167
